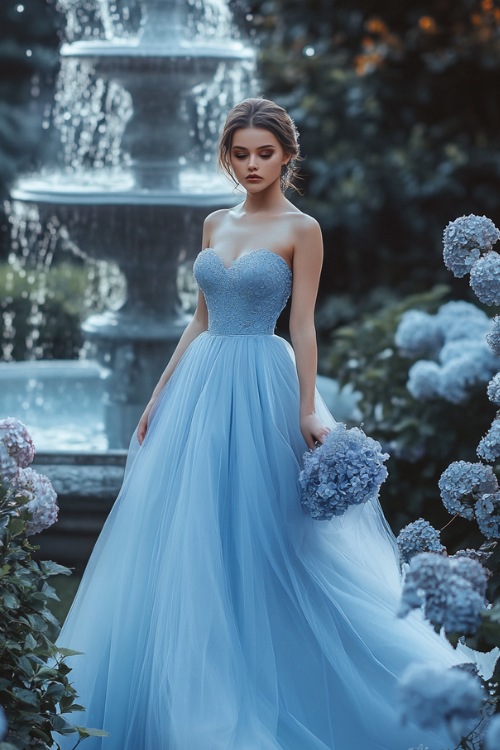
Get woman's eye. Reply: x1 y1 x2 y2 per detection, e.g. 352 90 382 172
234 154 247 159
260 153 272 159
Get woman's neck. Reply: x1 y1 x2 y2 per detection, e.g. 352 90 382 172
242 180 288 214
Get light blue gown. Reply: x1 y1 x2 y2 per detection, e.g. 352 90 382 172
56 248 481 750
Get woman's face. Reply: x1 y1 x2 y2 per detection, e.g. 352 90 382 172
229 127 289 192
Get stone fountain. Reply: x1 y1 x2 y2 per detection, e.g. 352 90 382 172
4 0 255 566
10 0 255 450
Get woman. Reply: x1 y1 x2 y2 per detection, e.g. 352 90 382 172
57 98 476 750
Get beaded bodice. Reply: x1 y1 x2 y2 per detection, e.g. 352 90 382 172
193 248 292 336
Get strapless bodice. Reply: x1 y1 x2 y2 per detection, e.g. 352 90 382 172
193 248 292 336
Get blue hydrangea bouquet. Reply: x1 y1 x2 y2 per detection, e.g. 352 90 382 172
299 423 389 520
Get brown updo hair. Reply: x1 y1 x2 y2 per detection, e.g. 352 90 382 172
218 98 302 193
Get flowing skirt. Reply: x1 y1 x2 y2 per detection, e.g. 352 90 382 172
56 332 485 750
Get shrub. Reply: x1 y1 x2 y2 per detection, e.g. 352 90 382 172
0 417 105 749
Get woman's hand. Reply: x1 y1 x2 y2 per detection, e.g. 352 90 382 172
137 403 153 445
300 413 331 450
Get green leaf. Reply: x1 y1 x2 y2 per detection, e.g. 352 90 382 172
7 516 25 537
75 726 110 738
1 592 20 610
39 560 73 577
11 686 39 707
56 647 84 658
44 682 66 701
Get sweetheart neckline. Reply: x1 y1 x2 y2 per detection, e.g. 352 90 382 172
201 248 292 274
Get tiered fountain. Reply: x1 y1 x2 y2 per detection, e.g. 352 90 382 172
11 0 255 450
5 0 255 566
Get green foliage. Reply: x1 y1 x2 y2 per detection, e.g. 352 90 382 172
0 474 107 748
248 0 500 295
0 261 111 361
0 486 78 748
323 285 492 547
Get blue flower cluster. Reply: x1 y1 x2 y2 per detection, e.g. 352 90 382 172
487 373 500 404
475 493 500 539
443 214 500 278
396 302 497 404
395 310 442 357
477 418 500 463
470 252 500 306
396 518 445 564
486 315 500 356
439 461 498 520
299 423 389 521
406 360 441 401
454 547 491 566
399 662 484 742
398 551 488 635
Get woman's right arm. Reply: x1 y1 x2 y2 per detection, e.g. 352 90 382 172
137 288 208 444
137 216 215 444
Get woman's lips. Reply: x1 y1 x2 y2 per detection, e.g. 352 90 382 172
246 175 262 181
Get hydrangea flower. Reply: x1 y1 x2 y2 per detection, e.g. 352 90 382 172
15 467 58 535
475 492 500 539
395 311 443 357
399 662 484 742
0 417 35 468
299 423 389 520
436 300 490 327
487 373 500 404
449 554 489 597
398 552 451 615
486 316 500 356
437 357 484 404
443 214 500 278
453 547 491 565
477 418 500 463
407 360 440 400
431 575 485 634
436 303 490 344
438 339 490 365
437 339 497 404
401 303 497 403
399 552 488 634
0 442 18 484
396 518 446 564
0 417 35 482
469 251 500 306
438 461 498 520
485 714 500 750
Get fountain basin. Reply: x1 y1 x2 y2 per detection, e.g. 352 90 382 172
61 40 254 61
0 360 108 451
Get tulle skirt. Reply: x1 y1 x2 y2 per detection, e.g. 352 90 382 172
56 332 483 750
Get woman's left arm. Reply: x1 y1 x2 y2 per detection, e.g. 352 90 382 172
289 216 331 450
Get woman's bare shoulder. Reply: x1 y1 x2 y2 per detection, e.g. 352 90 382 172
284 208 321 241
203 208 229 231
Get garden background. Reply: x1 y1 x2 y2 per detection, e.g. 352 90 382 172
1 0 500 552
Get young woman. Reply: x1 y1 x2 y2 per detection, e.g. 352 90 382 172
57 98 478 750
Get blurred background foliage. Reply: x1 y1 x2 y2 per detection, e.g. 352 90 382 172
246 0 500 297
